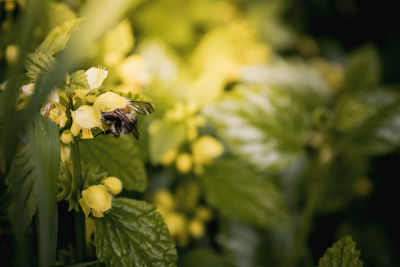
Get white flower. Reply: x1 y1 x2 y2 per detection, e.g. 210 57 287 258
85 67 108 90
20 83 35 96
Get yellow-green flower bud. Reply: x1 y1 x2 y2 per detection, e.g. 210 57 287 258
175 153 192 173
188 219 205 239
81 185 112 213
60 130 73 144
93 92 128 112
103 177 123 195
192 136 224 165
153 190 175 211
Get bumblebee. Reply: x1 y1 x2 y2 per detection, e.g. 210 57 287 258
100 101 154 139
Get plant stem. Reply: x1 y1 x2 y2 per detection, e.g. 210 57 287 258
70 141 86 261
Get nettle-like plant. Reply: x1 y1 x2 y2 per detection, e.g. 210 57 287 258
4 19 177 266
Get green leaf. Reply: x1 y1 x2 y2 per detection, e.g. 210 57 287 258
80 135 147 192
28 116 60 267
5 146 38 241
216 221 261 267
36 18 82 56
318 236 363 267
6 117 60 261
344 45 380 92
201 158 288 228
204 84 314 172
42 2 77 34
149 119 186 164
94 198 177 267
25 53 56 81
179 249 230 267
66 70 90 92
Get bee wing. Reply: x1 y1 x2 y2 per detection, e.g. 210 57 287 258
129 101 155 115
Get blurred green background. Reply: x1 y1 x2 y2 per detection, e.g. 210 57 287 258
1 0 400 266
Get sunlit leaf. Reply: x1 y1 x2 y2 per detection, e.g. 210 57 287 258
149 120 186 164
80 135 147 192
25 53 55 81
318 236 363 267
204 84 312 171
94 198 177 267
201 158 288 228
36 18 82 56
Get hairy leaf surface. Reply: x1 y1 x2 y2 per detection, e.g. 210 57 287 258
94 198 177 267
318 236 363 267
201 158 288 228
80 135 147 192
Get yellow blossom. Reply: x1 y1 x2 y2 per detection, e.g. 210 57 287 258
47 104 68 128
195 206 213 222
103 177 123 195
164 212 187 237
175 153 192 173
188 219 205 239
20 83 35 96
60 130 73 144
192 136 224 165
160 149 178 165
93 92 128 112
80 185 112 218
71 105 101 139
5 44 19 64
118 55 151 85
153 190 175 211
85 67 108 90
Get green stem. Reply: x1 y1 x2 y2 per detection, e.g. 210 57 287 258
70 141 85 261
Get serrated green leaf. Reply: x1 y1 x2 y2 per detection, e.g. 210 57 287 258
5 146 37 241
201 158 288 228
80 135 147 192
66 70 89 92
344 45 380 92
204 85 313 172
318 236 363 267
149 120 186 164
36 18 82 56
25 53 56 81
94 198 177 267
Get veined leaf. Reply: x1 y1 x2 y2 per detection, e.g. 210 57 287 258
201 158 288 228
94 198 177 267
318 236 363 267
204 85 312 172
80 135 147 192
6 117 60 256
149 119 186 164
36 18 82 56
344 45 380 92
5 146 37 241
25 53 56 81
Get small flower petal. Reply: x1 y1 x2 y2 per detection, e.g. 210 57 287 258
85 67 108 90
